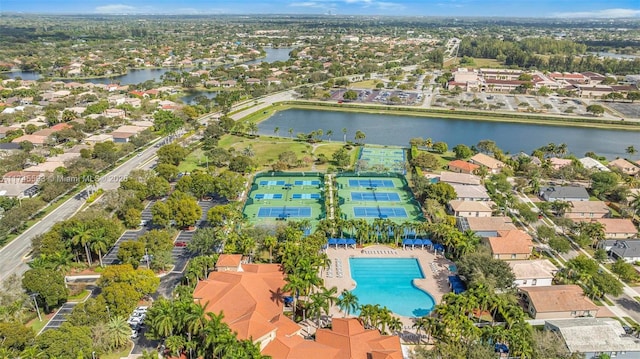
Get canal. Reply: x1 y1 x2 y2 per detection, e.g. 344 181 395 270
258 109 638 159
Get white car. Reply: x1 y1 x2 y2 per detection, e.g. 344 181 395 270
131 330 139 339
128 317 142 326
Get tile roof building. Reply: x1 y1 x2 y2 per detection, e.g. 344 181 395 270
485 229 533 260
565 201 610 219
469 153 505 174
447 160 479 174
193 263 403 359
519 285 599 320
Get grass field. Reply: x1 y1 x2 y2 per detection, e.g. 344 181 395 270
350 79 382 88
178 148 208 172
218 134 357 171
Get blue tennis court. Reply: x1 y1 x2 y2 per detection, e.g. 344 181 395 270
348 179 395 188
353 207 407 218
294 180 320 186
351 192 400 201
260 180 286 186
292 193 321 199
257 206 312 218
255 193 283 200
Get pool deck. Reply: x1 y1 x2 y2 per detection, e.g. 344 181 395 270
323 244 454 339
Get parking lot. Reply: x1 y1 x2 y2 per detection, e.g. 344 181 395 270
331 88 422 105
605 102 640 119
432 92 615 118
41 302 77 333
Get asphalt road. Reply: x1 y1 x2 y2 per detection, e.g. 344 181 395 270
0 139 167 282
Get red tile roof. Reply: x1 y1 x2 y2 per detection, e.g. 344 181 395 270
448 160 480 173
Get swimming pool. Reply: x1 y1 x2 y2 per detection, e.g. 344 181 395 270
349 258 436 317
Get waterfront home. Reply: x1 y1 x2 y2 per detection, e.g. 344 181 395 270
548 157 572 170
578 157 609 172
606 240 640 263
469 153 505 174
608 158 640 176
545 318 640 358
484 229 533 260
450 184 491 202
519 285 599 320
539 186 589 202
507 260 558 287
564 200 610 219
457 216 517 237
447 159 480 174
448 200 493 217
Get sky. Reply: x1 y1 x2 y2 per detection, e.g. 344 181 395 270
1 0 639 18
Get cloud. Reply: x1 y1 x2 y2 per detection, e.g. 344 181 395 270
290 1 323 7
552 8 640 18
95 4 137 13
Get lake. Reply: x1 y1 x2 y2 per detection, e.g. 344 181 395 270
258 109 638 159
3 47 294 84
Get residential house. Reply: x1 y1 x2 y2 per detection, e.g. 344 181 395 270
539 186 590 202
11 134 48 146
510 152 542 166
215 254 243 272
311 318 402 359
458 216 517 238
246 78 261 85
222 80 237 88
519 285 599 320
111 132 135 143
469 153 505 174
448 200 493 217
0 126 14 139
587 218 638 239
545 318 640 358
447 160 479 174
104 108 126 119
565 200 610 219
438 172 481 186
548 157 572 170
85 134 114 145
2 171 44 184
608 158 640 176
607 240 640 263
507 260 558 287
578 157 609 172
450 184 491 202
485 229 533 260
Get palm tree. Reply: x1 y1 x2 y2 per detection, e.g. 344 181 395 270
106 316 132 350
288 128 294 139
337 289 359 317
263 235 277 263
69 222 94 266
247 122 258 136
20 347 45 359
90 228 109 268
326 129 333 142
149 300 175 338
630 193 640 219
273 126 280 137
387 316 402 334
626 145 637 158
342 127 347 143
283 274 306 314
165 335 186 358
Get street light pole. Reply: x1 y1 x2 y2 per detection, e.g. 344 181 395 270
30 293 42 322
106 305 111 319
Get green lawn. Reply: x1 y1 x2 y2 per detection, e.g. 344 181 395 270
350 79 382 88
68 289 91 302
27 316 49 335
178 148 208 172
102 343 134 359
219 134 315 170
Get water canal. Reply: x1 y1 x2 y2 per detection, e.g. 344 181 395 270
258 108 638 159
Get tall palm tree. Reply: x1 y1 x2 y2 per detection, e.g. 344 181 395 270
165 335 186 358
106 316 132 350
337 289 359 317
263 236 277 263
273 126 280 137
90 228 109 268
288 128 294 139
149 300 175 338
68 222 94 266
342 127 347 143
326 129 333 142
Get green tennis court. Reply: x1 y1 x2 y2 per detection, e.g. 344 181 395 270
357 147 407 174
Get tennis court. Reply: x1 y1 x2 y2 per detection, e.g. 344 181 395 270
351 192 400 201
348 179 395 188
294 180 321 186
257 206 312 218
354 207 408 218
358 147 406 174
292 193 321 199
260 180 286 186
255 193 283 200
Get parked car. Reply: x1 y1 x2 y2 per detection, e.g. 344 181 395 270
131 330 139 339
174 241 187 247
